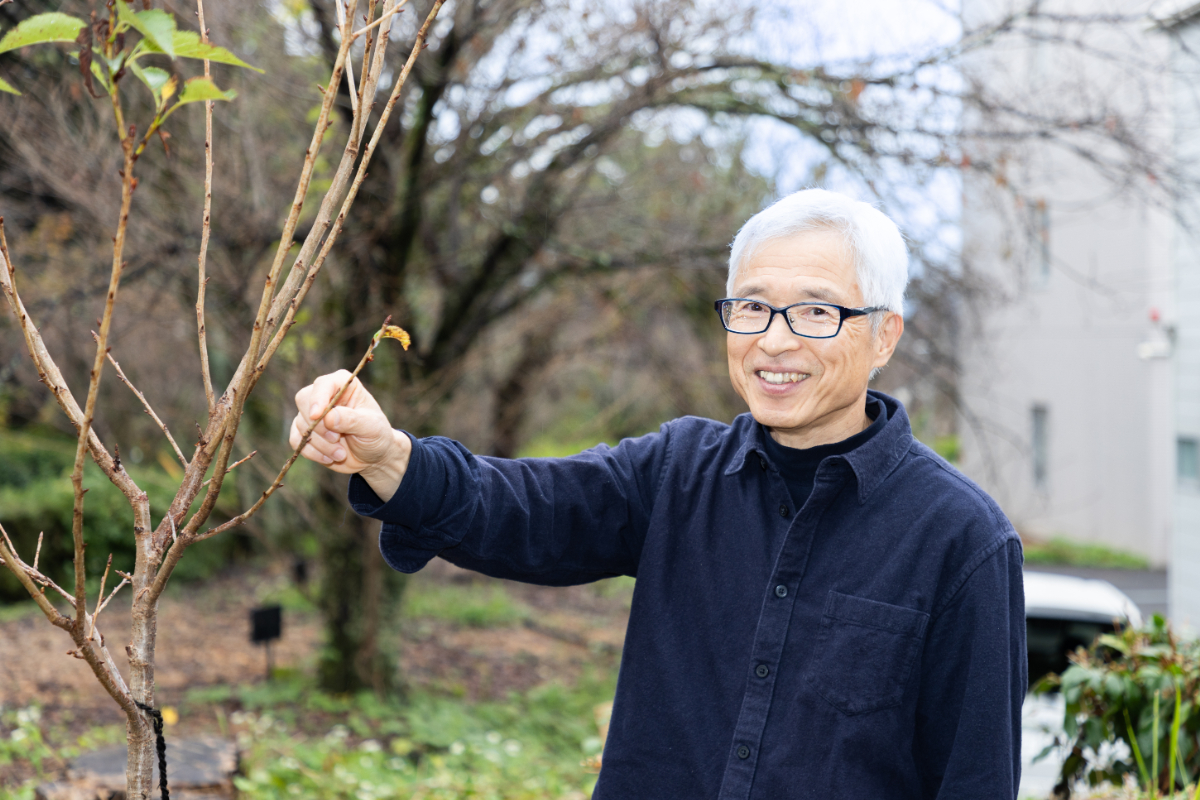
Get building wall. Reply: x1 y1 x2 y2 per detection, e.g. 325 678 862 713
1170 16 1200 625
958 0 1175 566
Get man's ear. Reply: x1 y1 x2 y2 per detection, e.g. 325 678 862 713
872 312 904 369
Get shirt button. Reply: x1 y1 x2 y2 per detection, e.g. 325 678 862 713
759 456 768 471
779 504 789 517
774 584 788 598
737 745 751 760
755 664 770 678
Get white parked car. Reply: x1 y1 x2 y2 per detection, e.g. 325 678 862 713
1020 571 1144 800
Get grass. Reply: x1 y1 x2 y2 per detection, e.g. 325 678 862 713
208 669 614 800
1022 536 1150 570
0 706 124 800
402 580 530 629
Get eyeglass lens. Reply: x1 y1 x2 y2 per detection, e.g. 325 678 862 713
721 300 843 337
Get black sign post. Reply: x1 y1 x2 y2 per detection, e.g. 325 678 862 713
250 605 282 681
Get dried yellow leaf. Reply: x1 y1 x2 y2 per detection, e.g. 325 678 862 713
378 325 411 350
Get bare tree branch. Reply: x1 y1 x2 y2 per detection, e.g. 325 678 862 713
96 332 189 469
196 0 216 414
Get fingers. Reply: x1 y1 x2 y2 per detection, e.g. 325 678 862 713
292 370 393 472
291 413 347 465
323 406 382 437
295 370 353 420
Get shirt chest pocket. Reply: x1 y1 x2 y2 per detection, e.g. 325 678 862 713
804 591 930 716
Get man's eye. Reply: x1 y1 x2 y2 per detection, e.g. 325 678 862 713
746 302 766 312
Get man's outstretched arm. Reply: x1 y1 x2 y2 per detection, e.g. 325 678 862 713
291 369 665 583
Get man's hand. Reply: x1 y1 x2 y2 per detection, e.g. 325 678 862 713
290 370 412 502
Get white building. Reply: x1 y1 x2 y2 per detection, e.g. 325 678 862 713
958 0 1200 623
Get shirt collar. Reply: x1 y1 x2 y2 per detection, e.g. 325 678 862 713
725 390 915 503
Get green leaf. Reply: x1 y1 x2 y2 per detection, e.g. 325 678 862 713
89 58 112 94
116 1 176 58
0 75 19 95
1098 633 1130 655
170 30 262 72
175 76 236 105
0 13 87 55
131 63 172 99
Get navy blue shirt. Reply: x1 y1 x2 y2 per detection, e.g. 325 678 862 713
349 391 1026 799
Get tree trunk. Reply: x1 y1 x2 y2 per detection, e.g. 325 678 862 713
128 532 159 799
317 498 407 694
125 719 156 800
493 327 558 458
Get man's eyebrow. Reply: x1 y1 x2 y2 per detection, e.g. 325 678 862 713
799 287 842 304
733 285 845 304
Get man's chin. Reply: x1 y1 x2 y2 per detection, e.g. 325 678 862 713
747 405 811 434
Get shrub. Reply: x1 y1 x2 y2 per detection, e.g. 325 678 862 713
0 429 245 601
1037 615 1200 797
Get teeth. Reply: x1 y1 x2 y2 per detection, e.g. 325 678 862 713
758 370 806 384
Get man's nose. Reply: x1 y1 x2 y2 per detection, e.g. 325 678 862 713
756 312 800 355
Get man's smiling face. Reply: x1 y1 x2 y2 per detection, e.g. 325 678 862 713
726 228 903 448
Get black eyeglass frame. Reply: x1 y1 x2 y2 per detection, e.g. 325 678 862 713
713 298 887 339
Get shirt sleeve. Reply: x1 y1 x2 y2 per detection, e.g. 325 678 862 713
914 537 1027 799
347 427 670 585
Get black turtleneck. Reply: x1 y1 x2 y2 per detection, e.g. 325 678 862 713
760 396 887 512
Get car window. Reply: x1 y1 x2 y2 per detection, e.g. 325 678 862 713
1027 617 1115 689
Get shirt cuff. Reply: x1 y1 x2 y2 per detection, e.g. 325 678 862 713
345 433 456 574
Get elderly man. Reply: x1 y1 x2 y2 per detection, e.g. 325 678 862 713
292 189 1026 799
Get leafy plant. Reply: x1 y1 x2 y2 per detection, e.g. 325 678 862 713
1037 615 1200 798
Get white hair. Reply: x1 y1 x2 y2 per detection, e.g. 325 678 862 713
726 189 909 316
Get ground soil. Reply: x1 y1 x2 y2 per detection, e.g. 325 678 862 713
0 558 630 790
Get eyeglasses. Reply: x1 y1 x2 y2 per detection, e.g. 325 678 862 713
714 298 886 339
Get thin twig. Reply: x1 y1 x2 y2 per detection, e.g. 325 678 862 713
335 0 360 115
201 450 257 487
95 333 188 469
32 531 43 572
195 319 394 543
356 0 377 112
0 522 18 559
196 0 216 414
88 555 113 641
352 0 407 39
96 575 130 617
0 524 71 623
